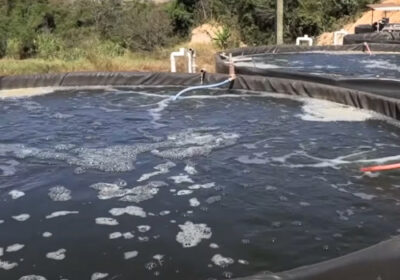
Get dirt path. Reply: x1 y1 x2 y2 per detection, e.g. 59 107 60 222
318 0 400 45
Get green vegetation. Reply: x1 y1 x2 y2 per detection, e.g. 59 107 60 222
171 0 379 46
0 0 379 75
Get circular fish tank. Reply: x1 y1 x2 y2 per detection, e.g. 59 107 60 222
1 72 400 280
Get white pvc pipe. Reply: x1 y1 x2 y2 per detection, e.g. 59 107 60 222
170 48 186 73
187 50 193 74
296 35 313 46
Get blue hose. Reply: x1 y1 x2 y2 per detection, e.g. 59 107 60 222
172 78 233 101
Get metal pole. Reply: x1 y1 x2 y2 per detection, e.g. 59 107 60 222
276 0 284 45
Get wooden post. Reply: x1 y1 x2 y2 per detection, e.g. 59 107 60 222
276 0 284 45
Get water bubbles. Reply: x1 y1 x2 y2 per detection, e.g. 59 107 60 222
48 186 71 202
124 251 138 260
211 254 234 268
46 249 66 261
189 198 200 207
8 190 25 200
209 243 219 249
46 211 78 219
42 232 52 238
95 217 119 226
6 244 24 253
12 214 30 222
0 260 18 270
177 190 193 196
169 174 194 184
109 206 146 218
137 225 151 233
176 222 212 248
19 276 47 280
91 273 109 280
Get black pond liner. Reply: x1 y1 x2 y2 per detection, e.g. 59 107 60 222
1 71 400 280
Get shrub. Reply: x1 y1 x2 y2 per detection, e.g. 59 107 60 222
119 2 173 52
35 34 64 60
5 38 22 59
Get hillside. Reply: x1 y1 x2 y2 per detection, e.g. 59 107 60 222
318 0 400 45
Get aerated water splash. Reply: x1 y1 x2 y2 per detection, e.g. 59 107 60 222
1 87 400 280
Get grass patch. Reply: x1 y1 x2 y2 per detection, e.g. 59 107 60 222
0 43 217 76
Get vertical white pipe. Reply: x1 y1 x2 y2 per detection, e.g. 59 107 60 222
170 54 177 73
170 48 186 73
187 50 193 74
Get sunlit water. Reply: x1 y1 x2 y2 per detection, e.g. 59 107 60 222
235 52 400 78
1 87 400 280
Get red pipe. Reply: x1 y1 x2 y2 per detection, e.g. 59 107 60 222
361 163 400 172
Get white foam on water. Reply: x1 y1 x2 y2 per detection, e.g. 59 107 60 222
209 243 219 249
12 214 30 222
109 206 146 218
205 195 222 204
19 276 47 280
91 181 167 203
90 183 129 200
91 273 109 280
148 98 170 127
353 192 376 201
176 221 212 248
177 190 193 196
42 232 52 238
238 259 250 265
0 160 19 176
0 260 18 270
236 155 269 165
48 186 71 202
137 161 176 182
188 183 215 190
95 217 119 226
0 248 3 257
361 59 400 73
153 254 164 263
19 275 46 280
46 211 78 219
123 232 135 239
53 112 73 119
184 163 197 175
299 201 311 207
0 128 239 172
299 99 372 122
119 183 163 203
109 232 122 239
46 249 66 261
189 198 200 207
211 254 235 268
0 220 4 224
55 144 76 151
169 174 194 184
0 87 55 99
137 225 151 233
270 150 399 170
138 236 150 242
124 251 138 260
9 190 25 200
6 243 24 253
159 210 170 216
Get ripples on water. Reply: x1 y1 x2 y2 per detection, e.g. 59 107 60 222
1 87 400 279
